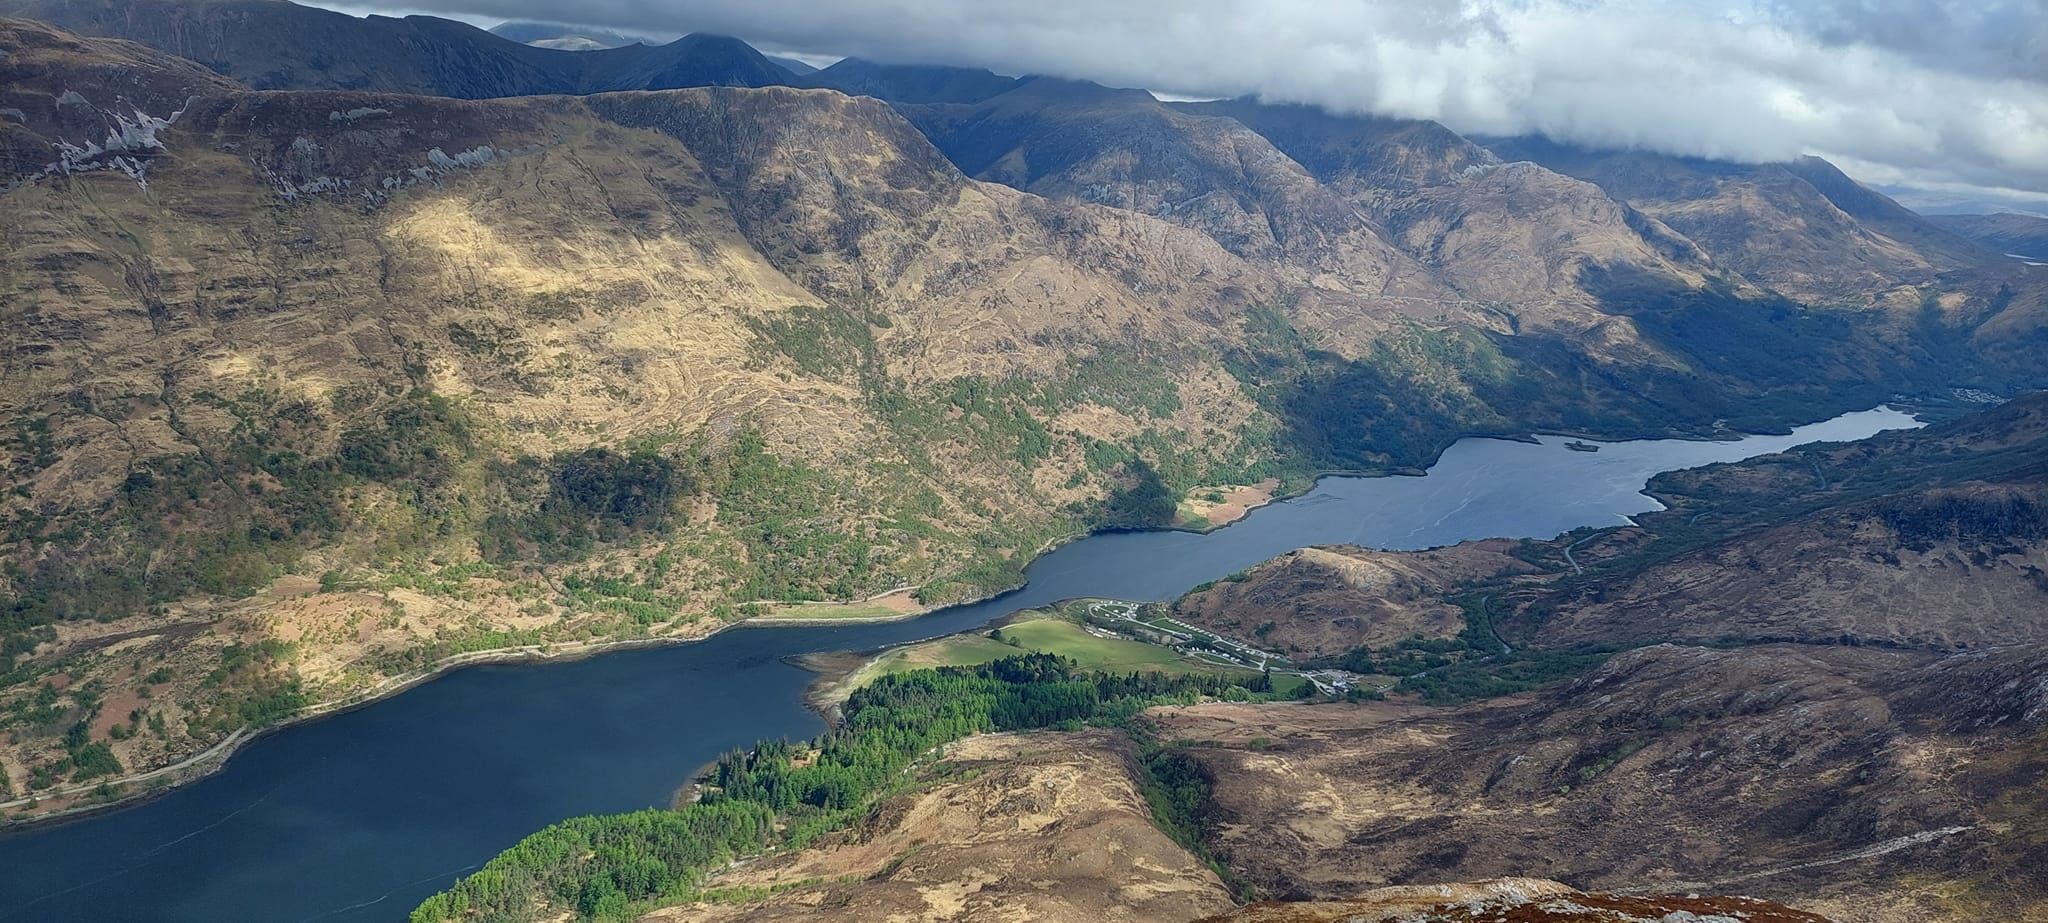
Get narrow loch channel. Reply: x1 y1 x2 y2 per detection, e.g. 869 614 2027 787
0 407 1919 922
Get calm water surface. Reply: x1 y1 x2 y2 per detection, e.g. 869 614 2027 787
0 407 1919 921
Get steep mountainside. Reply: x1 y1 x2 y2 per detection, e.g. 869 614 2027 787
1931 212 2048 260
0 0 795 95
1170 100 1497 192
1483 136 1996 301
0 19 1296 817
1174 99 1719 310
0 14 240 181
881 78 1737 325
15 1 2037 333
891 76 1456 308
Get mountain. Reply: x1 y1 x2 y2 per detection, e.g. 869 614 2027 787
1171 99 1499 192
1930 213 2048 261
886 76 1457 308
7 5 2048 920
1482 136 1997 301
7 1 2022 313
1173 98 1720 311
0 0 795 95
0 16 1294 816
834 74 1747 337
0 14 241 181
566 33 794 93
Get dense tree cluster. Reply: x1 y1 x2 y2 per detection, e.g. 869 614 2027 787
547 449 684 532
1097 460 1179 529
412 654 1275 922
407 802 775 922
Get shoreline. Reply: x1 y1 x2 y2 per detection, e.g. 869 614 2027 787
0 631 718 833
0 401 1904 832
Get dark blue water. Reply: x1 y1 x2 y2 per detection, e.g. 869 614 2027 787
0 407 1918 922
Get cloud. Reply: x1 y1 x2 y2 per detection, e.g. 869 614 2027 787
327 0 2048 199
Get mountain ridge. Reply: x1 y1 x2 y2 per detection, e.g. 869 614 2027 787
0 0 799 96
8 0 2018 315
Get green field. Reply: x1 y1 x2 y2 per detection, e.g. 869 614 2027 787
815 613 1304 705
995 618 1222 673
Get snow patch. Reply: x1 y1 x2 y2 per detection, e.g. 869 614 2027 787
42 99 195 188
426 145 501 169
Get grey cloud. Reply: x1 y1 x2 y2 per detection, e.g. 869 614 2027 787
1763 0 2046 82
334 0 2048 199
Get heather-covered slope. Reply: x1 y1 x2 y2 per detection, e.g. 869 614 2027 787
1159 640 2047 922
0 20 1295 817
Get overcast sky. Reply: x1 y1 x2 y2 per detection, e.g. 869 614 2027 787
321 0 2048 211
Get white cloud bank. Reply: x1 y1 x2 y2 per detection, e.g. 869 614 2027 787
333 0 2048 202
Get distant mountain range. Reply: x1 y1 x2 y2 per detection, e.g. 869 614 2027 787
0 0 792 95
